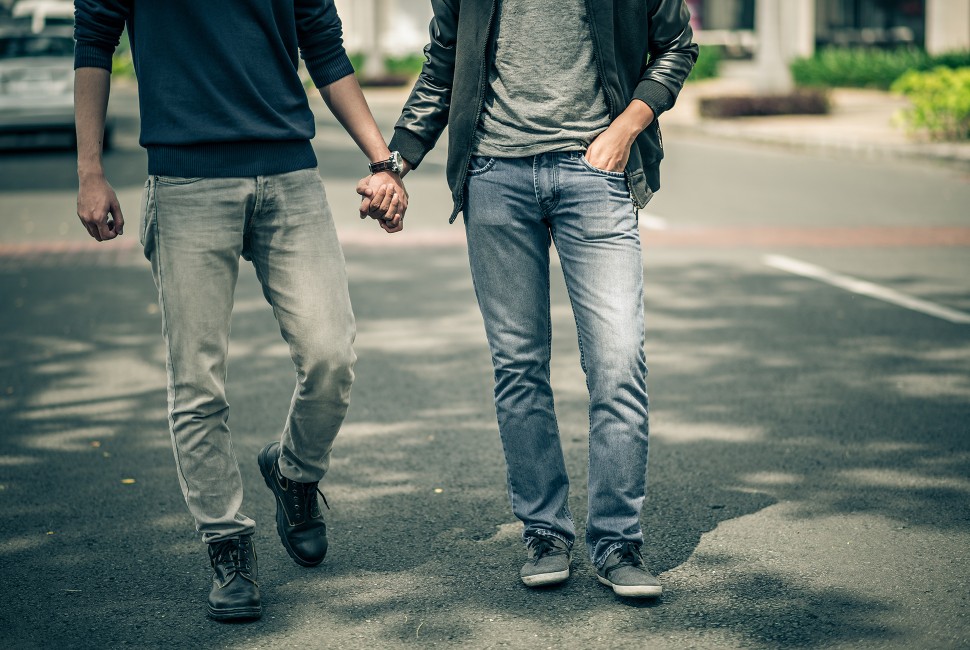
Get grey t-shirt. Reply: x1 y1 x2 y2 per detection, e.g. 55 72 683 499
472 0 612 158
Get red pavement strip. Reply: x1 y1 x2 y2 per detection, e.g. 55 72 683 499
1 226 968 267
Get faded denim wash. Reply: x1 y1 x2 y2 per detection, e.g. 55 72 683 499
140 168 356 543
464 152 650 568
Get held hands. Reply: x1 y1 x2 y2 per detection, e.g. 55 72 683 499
77 173 124 242
356 168 409 233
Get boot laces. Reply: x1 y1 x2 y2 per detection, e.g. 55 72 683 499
288 479 330 515
211 538 253 576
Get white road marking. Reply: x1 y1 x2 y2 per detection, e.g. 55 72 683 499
639 213 668 231
763 254 970 325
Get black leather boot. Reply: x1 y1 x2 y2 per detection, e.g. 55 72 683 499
207 535 261 621
258 441 329 567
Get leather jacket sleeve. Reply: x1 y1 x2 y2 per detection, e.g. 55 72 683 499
389 0 459 169
634 0 698 116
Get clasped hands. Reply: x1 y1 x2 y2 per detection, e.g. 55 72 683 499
356 166 410 234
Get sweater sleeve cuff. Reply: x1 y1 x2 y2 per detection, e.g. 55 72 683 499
304 51 356 88
74 43 115 72
633 79 675 118
389 128 430 169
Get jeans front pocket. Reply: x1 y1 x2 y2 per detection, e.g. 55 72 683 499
139 177 156 259
154 175 205 185
467 156 496 176
579 154 626 179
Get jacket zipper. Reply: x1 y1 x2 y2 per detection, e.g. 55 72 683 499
583 0 616 120
450 0 497 223
583 0 645 208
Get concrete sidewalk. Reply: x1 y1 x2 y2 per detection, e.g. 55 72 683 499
662 77 970 166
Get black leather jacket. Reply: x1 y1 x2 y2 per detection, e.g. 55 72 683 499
388 0 698 222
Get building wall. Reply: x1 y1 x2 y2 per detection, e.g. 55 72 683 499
335 0 433 56
925 0 970 53
336 0 967 61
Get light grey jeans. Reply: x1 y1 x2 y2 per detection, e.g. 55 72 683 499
139 168 356 543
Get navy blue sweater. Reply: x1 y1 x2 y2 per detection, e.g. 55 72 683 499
74 0 355 177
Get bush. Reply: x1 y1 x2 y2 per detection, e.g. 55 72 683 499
687 45 722 83
111 52 135 79
791 47 970 90
892 67 970 140
383 53 425 78
699 89 830 118
348 52 366 74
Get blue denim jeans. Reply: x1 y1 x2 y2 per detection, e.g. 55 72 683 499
140 168 356 543
464 152 649 568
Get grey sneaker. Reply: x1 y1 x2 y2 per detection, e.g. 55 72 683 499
596 543 662 598
520 535 571 587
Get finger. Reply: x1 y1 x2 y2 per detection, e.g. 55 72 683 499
377 187 394 215
81 217 103 241
384 193 401 223
97 218 117 241
359 197 372 219
82 220 102 241
356 178 373 197
368 186 388 215
110 199 125 236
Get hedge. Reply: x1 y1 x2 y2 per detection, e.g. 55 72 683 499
791 47 970 90
892 67 970 140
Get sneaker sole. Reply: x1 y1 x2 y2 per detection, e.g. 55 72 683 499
257 444 326 568
206 604 262 621
597 575 663 598
521 568 570 587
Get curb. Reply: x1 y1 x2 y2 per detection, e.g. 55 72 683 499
665 122 970 168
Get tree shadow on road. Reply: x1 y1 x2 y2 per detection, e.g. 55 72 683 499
0 246 967 648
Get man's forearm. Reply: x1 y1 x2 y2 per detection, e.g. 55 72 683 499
318 74 391 163
75 67 111 178
613 99 656 146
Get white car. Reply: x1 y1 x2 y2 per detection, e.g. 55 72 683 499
0 29 114 149
11 0 74 34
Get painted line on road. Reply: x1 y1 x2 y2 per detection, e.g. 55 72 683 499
764 254 970 325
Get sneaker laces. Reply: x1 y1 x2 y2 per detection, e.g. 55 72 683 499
613 542 644 568
526 536 568 563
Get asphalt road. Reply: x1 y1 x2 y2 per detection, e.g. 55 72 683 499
0 86 968 649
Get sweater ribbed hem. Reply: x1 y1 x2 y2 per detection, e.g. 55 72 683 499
304 52 356 88
74 43 114 71
146 140 317 178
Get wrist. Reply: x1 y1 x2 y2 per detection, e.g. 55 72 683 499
612 100 655 144
78 166 105 182
367 148 392 165
369 151 404 175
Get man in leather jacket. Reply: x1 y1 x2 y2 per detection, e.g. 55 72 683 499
360 0 696 598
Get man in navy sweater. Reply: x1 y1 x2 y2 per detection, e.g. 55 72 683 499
74 0 407 621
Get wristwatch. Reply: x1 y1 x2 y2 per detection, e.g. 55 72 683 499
369 151 404 174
